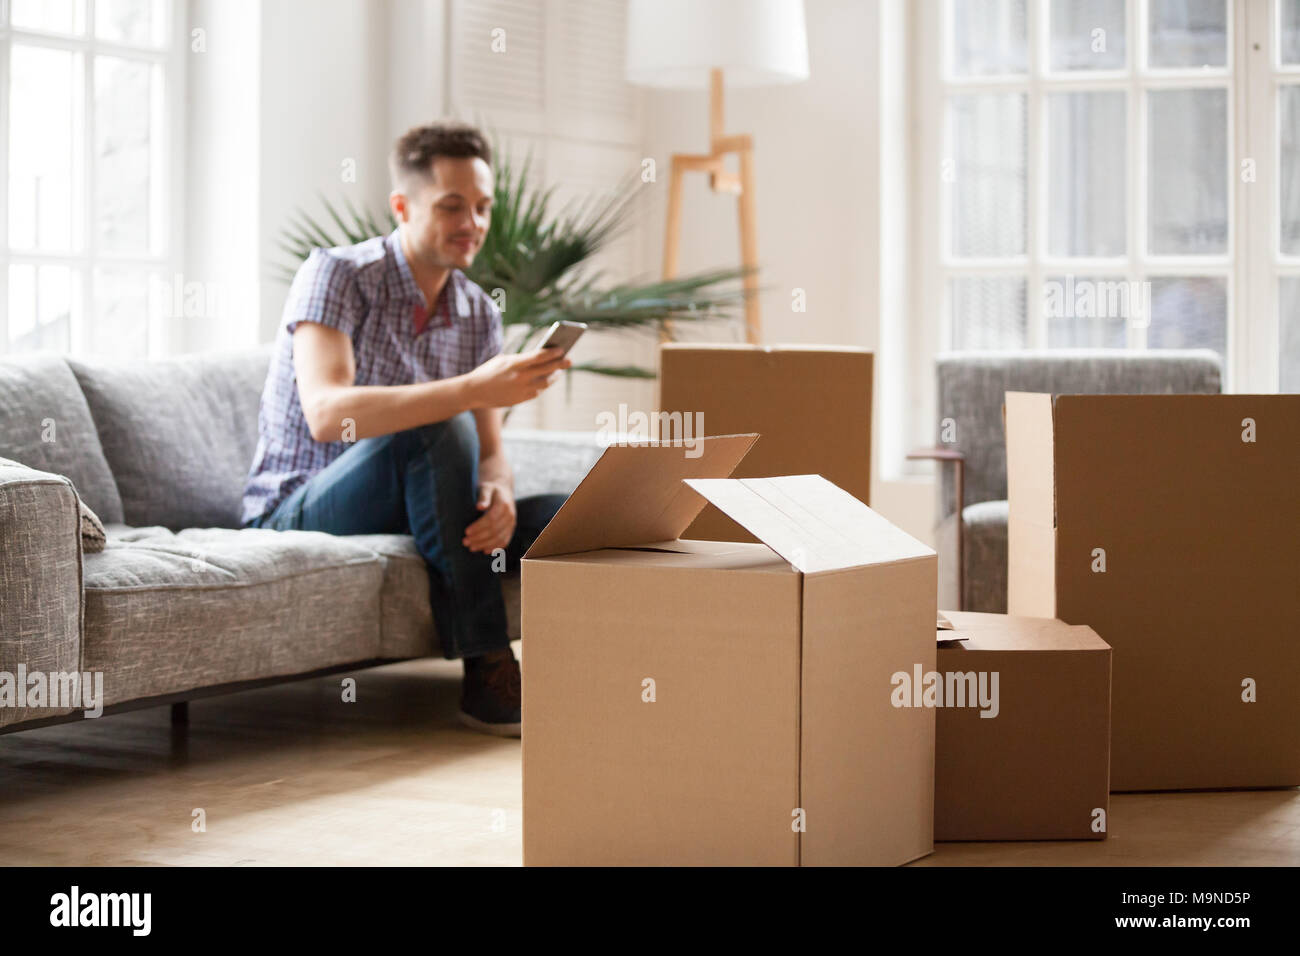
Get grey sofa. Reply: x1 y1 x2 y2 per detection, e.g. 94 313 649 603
920 349 1223 613
0 347 603 733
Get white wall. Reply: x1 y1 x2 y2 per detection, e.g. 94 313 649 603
257 0 391 342
639 0 878 346
635 0 934 542
387 0 448 139
184 0 394 349
183 0 262 353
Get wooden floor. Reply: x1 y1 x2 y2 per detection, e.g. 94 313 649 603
1 648 1296 866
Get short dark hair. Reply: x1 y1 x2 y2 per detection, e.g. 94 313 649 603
389 122 491 189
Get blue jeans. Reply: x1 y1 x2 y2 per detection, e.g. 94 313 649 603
247 412 566 660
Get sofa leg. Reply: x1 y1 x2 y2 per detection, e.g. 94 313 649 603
171 701 189 726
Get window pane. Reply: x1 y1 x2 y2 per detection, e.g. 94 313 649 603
1280 278 1300 391
96 0 168 47
1044 275 1133 347
7 265 37 345
949 93 1027 258
950 0 1027 76
949 277 1027 349
1149 0 1227 68
1148 89 1228 255
1282 1 1300 64
11 0 85 34
95 56 158 255
1280 87 1300 255
1049 0 1126 71
1046 92 1127 257
7 265 76 353
8 46 83 252
90 270 150 358
1147 277 1227 361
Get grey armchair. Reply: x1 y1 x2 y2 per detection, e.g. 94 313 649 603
915 349 1223 612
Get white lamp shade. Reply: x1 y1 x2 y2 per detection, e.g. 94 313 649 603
625 0 809 89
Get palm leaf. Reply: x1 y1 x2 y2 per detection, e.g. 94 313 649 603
568 362 657 378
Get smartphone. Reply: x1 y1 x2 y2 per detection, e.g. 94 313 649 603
539 320 587 357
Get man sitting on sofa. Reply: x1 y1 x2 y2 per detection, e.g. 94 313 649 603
241 122 570 738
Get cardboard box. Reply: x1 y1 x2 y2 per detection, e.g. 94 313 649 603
657 344 873 542
1005 393 1300 791
934 611 1111 841
521 434 936 866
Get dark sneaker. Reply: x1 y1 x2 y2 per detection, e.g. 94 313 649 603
458 648 521 737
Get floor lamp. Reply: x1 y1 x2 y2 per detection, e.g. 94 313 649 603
625 0 810 344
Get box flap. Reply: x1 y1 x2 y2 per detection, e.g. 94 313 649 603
682 474 934 573
523 434 759 559
1005 391 1059 618
937 609 1110 653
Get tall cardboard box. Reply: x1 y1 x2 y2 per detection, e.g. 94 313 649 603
935 611 1111 841
657 344 873 542
1005 393 1300 791
522 434 936 866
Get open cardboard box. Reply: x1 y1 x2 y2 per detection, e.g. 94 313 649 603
521 434 936 866
1005 392 1300 791
934 610 1111 841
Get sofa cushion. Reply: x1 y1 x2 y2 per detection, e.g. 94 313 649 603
84 525 383 705
962 499 1008 614
338 533 521 658
339 533 434 658
502 428 604 500
69 348 271 530
0 355 125 522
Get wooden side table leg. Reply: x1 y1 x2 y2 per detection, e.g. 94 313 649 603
955 458 965 612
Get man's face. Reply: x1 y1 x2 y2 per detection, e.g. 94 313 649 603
392 155 493 271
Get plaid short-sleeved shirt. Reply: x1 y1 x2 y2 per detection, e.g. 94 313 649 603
241 229 503 525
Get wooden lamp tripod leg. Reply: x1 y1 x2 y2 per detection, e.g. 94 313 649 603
736 145 760 344
660 156 686 343
659 67 763 345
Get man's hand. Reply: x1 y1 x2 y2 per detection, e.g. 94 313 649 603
463 479 516 555
464 348 571 409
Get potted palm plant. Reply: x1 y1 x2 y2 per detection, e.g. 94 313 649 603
275 149 753 398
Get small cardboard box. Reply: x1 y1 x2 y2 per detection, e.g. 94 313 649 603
657 344 873 542
521 434 936 866
934 611 1111 841
1005 393 1300 791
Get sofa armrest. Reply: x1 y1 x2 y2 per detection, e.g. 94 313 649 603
0 461 84 728
502 429 606 501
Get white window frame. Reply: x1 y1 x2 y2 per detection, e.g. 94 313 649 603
0 0 185 357
908 0 1288 466
1244 0 1300 392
